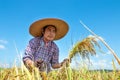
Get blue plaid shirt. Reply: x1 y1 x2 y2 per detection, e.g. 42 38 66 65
23 37 59 73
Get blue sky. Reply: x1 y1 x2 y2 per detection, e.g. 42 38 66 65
0 0 120 69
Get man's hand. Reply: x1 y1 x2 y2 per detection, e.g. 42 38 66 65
52 58 70 69
35 60 43 67
25 59 34 67
61 58 70 67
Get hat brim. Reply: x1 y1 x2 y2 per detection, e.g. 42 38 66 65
29 18 69 40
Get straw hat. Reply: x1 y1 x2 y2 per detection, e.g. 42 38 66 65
29 18 69 40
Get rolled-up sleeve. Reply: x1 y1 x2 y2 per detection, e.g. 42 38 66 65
23 38 37 63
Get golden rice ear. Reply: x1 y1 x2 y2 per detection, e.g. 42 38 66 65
68 36 101 62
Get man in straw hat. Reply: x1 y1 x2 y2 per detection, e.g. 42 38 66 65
23 18 69 73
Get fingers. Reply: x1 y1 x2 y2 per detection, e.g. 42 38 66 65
35 60 43 67
63 58 70 63
25 59 34 67
36 60 43 64
60 58 70 67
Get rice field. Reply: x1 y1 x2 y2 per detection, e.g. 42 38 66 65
0 63 120 80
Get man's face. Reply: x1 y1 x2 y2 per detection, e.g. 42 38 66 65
43 25 56 41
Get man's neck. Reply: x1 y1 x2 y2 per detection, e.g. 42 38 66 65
43 37 50 46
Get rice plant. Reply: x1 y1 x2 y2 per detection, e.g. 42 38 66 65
69 36 100 62
0 63 120 80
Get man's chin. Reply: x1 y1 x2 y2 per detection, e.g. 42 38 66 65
49 39 54 41
47 38 54 41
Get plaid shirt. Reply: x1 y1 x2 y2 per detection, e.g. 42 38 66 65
23 37 59 73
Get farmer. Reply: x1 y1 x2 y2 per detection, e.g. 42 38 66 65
23 18 69 73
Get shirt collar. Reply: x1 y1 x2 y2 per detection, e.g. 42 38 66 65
40 37 52 47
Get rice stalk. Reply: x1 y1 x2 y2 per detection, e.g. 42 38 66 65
22 64 32 80
80 21 120 65
14 65 19 80
3 70 11 80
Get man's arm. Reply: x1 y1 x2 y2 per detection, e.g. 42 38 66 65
23 38 37 65
52 58 69 69
52 63 62 69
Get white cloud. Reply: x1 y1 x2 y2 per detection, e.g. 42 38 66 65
89 58 120 70
0 44 5 49
95 54 99 58
71 57 120 70
0 39 8 50
90 59 113 69
0 63 9 68
0 40 8 44
106 51 112 55
102 50 112 56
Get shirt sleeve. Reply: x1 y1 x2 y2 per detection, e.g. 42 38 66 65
51 45 59 65
23 38 37 63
